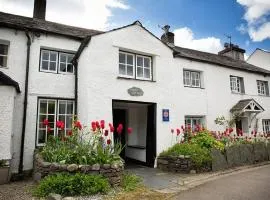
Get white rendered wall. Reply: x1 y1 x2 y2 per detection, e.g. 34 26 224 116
247 49 270 71
78 24 270 158
0 86 16 160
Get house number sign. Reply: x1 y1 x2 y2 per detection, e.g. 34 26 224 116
127 87 144 96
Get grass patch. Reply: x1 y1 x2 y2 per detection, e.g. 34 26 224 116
120 173 143 192
32 173 110 197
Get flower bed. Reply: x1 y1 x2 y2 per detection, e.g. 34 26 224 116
34 153 124 186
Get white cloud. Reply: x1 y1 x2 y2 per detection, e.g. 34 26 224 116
173 27 223 54
0 0 130 30
237 0 270 41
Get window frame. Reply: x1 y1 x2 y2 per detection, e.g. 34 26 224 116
58 52 75 74
257 80 268 96
118 50 153 81
262 119 270 134
136 54 152 80
0 43 9 68
230 75 244 94
183 70 201 88
119 51 135 78
39 49 75 74
184 116 205 131
36 97 75 146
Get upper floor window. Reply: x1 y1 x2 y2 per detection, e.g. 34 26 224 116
0 44 8 68
230 76 245 94
40 49 74 74
119 51 152 80
262 119 270 134
37 98 74 145
257 80 269 96
183 70 201 87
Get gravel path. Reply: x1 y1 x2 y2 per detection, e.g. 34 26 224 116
0 180 36 200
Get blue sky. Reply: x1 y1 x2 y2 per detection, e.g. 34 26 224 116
0 0 269 56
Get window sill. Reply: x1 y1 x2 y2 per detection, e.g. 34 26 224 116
184 85 205 89
39 70 74 75
117 76 156 82
231 92 245 95
127 145 146 149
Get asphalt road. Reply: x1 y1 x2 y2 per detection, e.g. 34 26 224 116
174 165 270 200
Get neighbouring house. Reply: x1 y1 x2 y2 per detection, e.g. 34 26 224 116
0 0 269 177
247 48 270 72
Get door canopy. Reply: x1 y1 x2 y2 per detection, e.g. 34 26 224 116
230 99 264 114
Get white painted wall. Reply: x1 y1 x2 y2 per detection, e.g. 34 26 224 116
0 86 16 160
78 24 270 158
247 49 270 71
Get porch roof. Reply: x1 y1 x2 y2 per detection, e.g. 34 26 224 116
230 99 264 113
0 71 21 93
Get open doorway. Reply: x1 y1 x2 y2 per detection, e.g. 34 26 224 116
112 100 156 167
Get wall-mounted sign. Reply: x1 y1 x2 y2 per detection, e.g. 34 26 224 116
162 109 169 122
127 87 144 96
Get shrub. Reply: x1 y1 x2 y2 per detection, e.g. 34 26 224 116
121 173 143 192
190 130 225 151
159 143 212 169
32 173 110 197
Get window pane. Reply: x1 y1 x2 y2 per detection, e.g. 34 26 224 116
59 102 66 114
42 51 49 60
144 58 150 68
49 62 56 71
48 115 55 123
144 68 150 78
137 56 143 66
50 52 57 61
127 66 133 76
39 101 47 113
119 64 126 75
59 63 66 72
137 67 143 77
38 130 46 144
66 116 73 128
60 54 66 62
0 44 8 55
127 55 133 65
67 64 73 73
58 115 65 124
67 102 73 114
48 101 55 114
68 55 73 63
119 53 125 64
42 61 49 70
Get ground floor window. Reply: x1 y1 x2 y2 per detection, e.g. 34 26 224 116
37 98 74 145
262 119 270 134
185 116 204 131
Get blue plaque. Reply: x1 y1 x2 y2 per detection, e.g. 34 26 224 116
162 109 169 122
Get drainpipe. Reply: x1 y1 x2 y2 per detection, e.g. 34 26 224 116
18 31 31 177
71 36 91 114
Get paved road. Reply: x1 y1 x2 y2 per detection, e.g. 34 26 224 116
174 165 270 200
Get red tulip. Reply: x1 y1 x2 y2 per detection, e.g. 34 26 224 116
47 126 52 133
95 121 100 129
67 130 72 136
91 121 96 131
74 121 82 130
176 128 180 135
43 119 49 126
100 120 105 129
104 130 109 136
127 127 132 134
56 121 64 130
107 139 111 145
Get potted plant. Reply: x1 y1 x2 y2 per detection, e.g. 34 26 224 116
0 160 10 184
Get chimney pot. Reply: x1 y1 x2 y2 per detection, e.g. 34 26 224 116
33 0 47 20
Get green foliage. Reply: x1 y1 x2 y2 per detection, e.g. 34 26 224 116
190 131 225 151
0 160 6 167
159 143 212 169
32 173 110 197
121 173 143 192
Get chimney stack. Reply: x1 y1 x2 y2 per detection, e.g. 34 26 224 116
218 43 245 60
161 25 175 46
33 0 47 20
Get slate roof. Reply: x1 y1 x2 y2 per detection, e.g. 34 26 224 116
173 46 270 75
0 12 103 40
230 99 264 112
0 71 20 92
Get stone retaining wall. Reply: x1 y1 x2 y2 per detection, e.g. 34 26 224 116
34 153 124 187
157 155 194 173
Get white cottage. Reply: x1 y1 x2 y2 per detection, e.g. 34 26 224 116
0 0 269 178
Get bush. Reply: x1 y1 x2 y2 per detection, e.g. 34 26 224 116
159 143 212 169
121 173 142 192
32 173 110 197
190 131 225 151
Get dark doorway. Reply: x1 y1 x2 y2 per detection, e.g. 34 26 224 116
236 119 242 133
113 109 126 159
112 100 156 167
